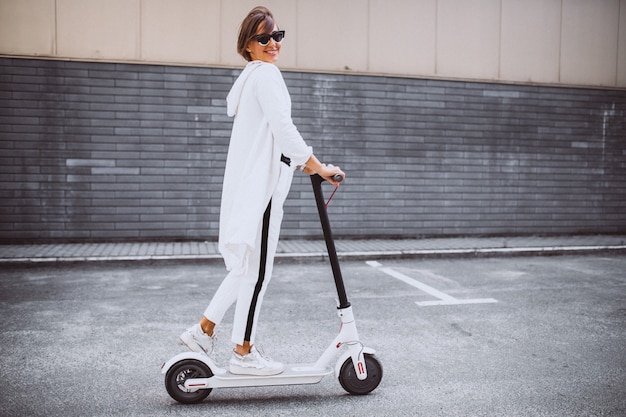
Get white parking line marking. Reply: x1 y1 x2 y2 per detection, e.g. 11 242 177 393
366 260 497 307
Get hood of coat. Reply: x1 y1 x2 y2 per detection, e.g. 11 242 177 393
226 61 266 117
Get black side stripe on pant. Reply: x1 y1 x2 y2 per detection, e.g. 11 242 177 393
244 199 272 342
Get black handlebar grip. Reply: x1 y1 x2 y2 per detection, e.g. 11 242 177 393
332 174 343 183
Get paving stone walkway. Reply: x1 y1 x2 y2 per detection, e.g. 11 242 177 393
1 235 625 263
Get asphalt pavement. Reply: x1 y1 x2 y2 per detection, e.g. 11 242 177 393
1 242 625 416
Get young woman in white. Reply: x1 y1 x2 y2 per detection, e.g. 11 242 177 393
180 6 344 376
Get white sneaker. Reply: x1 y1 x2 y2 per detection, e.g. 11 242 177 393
180 324 217 361
229 345 284 376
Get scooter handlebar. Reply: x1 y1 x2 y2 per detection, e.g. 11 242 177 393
311 173 344 185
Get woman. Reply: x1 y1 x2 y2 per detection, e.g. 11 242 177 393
180 6 344 376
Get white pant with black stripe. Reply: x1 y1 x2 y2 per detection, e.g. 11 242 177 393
203 163 293 345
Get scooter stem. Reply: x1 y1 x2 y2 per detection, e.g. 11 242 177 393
311 174 350 309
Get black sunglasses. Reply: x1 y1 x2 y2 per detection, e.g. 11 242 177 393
253 30 285 46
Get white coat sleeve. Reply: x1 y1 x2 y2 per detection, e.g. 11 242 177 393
254 65 313 166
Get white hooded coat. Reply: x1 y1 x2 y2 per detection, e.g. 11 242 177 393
219 61 313 273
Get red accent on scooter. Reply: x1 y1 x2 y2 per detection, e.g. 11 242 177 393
357 361 365 375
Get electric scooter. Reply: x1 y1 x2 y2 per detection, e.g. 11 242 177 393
161 174 383 404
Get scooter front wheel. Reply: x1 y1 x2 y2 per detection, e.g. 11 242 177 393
165 359 213 404
338 353 383 395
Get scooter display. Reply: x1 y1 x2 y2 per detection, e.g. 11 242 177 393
161 174 383 404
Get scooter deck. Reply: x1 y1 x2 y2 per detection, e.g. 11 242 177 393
185 364 334 389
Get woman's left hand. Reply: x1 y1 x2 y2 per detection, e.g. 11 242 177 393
319 164 345 186
298 156 345 186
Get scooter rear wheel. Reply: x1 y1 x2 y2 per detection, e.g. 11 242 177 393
338 353 383 395
165 359 213 404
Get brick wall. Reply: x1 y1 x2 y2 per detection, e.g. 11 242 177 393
1 57 625 243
